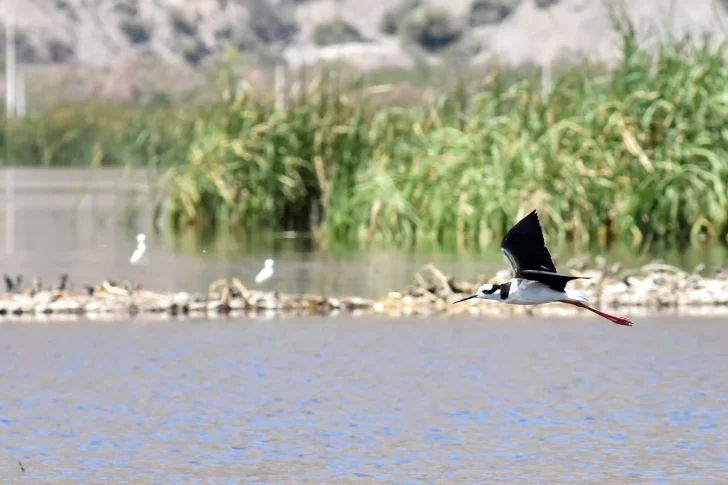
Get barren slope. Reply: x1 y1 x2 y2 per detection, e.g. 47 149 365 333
1 0 728 70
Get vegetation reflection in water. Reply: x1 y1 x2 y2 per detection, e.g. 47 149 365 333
163 225 728 276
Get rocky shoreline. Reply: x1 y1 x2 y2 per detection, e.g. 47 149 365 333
1 262 727 321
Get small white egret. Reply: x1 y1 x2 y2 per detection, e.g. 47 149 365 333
255 259 275 284
130 233 147 265
129 233 148 291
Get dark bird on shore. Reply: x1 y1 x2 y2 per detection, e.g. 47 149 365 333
58 273 69 292
4 274 22 293
3 274 13 292
453 210 633 326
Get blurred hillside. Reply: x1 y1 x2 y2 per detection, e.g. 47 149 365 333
2 0 728 104
4 0 728 68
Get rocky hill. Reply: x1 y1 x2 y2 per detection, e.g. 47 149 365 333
2 0 728 70
2 0 728 105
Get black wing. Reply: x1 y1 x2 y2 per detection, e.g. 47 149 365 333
500 211 591 291
519 269 589 293
500 210 558 276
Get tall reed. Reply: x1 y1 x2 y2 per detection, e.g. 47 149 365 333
164 28 728 249
2 25 728 250
0 101 192 168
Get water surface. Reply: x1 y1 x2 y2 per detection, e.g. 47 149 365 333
3 202 728 300
1 316 727 483
2 168 728 299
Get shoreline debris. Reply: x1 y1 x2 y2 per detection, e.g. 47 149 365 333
0 262 727 321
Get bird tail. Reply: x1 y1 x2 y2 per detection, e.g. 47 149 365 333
564 289 589 302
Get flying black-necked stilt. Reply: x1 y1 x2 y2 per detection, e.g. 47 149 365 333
255 259 275 284
454 210 633 326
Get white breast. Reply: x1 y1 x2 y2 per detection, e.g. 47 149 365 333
255 267 273 283
129 244 147 265
503 279 567 305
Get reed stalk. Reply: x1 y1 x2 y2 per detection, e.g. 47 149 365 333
1 25 727 250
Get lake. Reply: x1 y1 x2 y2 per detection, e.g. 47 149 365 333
0 315 726 484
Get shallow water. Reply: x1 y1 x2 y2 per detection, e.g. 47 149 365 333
2 168 728 300
1 316 727 484
3 203 728 301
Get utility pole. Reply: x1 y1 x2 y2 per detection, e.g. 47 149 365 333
15 64 25 118
5 17 17 118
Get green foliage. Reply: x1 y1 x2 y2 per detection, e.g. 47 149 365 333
402 7 464 51
380 0 422 35
0 102 192 169
216 21 260 52
3 25 728 250
181 38 210 65
163 27 728 248
311 19 366 46
168 7 197 36
114 0 139 17
247 0 299 44
119 17 152 44
468 0 520 26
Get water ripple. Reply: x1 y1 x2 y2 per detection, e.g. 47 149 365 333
0 316 727 483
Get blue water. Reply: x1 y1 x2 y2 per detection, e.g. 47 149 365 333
1 316 727 484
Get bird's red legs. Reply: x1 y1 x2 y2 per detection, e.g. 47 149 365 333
559 300 633 326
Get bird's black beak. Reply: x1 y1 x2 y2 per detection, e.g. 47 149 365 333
453 294 478 304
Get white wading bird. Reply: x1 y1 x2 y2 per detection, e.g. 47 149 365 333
255 259 275 284
129 233 148 289
130 233 147 265
454 210 633 326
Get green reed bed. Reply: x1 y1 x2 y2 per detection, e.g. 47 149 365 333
2 28 728 250
164 33 728 250
1 101 193 168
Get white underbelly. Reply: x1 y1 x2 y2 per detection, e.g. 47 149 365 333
505 279 567 305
